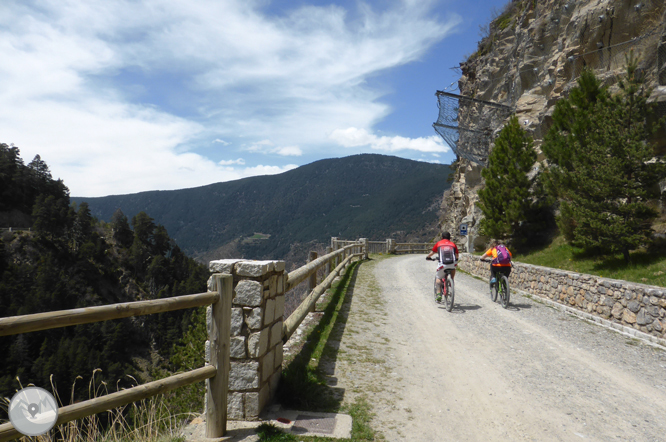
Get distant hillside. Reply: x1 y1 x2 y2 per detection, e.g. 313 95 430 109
76 154 452 262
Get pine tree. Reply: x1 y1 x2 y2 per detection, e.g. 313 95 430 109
477 115 538 240
542 61 665 262
110 208 133 248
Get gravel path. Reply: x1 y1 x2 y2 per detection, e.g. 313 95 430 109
326 254 666 441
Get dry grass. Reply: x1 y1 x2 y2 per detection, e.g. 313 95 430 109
1 372 187 442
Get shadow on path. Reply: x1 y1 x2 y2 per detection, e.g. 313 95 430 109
440 303 483 313
506 302 533 311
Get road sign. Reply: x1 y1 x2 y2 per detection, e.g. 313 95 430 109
460 223 468 236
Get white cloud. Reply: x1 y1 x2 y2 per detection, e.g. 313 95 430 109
219 158 245 166
272 146 303 156
329 127 449 153
1 0 460 196
237 164 299 177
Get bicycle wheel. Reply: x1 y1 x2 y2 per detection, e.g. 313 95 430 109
444 275 455 312
500 275 510 308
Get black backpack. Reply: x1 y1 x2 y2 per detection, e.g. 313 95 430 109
439 245 456 264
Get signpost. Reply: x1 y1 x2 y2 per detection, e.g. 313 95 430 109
459 223 468 236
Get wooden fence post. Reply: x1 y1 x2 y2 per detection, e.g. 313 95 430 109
206 274 232 438
308 251 318 312
325 247 332 275
362 238 369 259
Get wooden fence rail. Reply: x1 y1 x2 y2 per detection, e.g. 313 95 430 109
281 244 363 341
333 238 432 255
283 251 360 342
0 275 232 441
0 292 219 336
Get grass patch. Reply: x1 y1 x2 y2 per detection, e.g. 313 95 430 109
504 235 666 287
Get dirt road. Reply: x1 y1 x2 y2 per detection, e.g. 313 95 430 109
327 254 666 441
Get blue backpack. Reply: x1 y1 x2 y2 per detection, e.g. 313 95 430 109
494 244 511 265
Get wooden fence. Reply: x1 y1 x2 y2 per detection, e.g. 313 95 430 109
282 243 364 342
0 242 368 440
333 237 432 255
0 236 420 439
394 243 432 254
0 276 233 441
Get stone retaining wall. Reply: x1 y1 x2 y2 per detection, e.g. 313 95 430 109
207 259 286 420
458 253 666 342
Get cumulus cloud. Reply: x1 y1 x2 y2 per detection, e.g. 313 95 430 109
219 158 245 166
329 127 449 153
1 0 459 196
272 146 302 156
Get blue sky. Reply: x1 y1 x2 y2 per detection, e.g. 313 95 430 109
1 0 509 197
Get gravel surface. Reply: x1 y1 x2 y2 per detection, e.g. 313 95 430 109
325 254 666 441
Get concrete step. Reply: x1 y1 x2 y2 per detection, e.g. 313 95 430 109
181 406 352 441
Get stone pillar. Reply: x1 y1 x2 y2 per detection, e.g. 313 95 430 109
208 259 286 421
387 238 396 254
361 238 369 259
331 237 338 250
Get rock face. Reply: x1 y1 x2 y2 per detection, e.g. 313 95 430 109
439 0 666 250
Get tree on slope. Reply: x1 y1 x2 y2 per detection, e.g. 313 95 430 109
477 115 539 241
542 61 665 262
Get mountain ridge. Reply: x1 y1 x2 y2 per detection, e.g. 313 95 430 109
75 154 452 262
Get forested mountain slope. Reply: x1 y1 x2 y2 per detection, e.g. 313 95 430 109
76 154 452 262
0 143 209 400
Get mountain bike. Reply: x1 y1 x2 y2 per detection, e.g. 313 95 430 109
481 259 511 308
426 257 455 311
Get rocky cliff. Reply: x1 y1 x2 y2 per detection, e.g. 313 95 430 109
438 0 666 251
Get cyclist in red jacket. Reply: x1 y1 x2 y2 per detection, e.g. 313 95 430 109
426 232 459 300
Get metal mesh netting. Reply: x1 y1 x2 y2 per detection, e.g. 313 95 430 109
433 91 513 166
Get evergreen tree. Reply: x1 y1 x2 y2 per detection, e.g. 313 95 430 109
477 115 538 240
542 61 665 262
32 195 73 241
110 208 133 248
72 202 94 250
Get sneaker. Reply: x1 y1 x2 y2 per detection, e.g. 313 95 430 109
436 295 442 302
490 277 497 284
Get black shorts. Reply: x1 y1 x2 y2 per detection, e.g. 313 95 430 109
491 266 511 279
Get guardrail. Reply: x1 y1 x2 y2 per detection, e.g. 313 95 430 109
0 276 233 441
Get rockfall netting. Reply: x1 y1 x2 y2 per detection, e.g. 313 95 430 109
433 91 513 166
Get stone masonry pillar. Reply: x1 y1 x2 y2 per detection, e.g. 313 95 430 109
207 259 286 420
